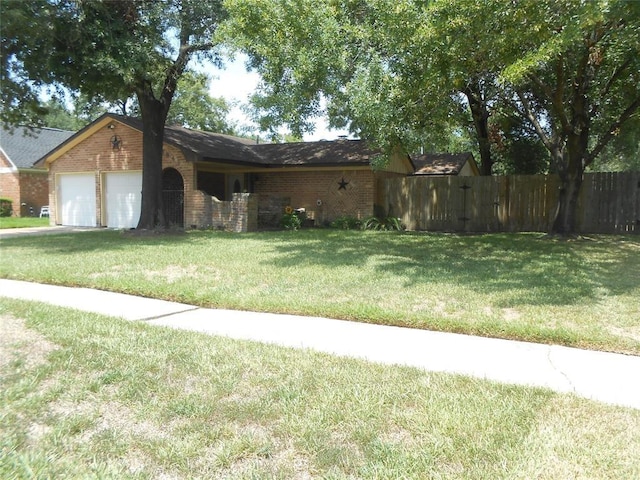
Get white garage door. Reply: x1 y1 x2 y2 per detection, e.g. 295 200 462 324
58 174 96 227
104 172 142 229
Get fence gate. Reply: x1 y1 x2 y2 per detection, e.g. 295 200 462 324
162 168 184 227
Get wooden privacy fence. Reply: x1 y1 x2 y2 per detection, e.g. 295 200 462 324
381 172 640 234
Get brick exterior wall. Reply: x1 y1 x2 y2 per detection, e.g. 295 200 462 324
47 122 257 230
190 191 258 232
49 123 193 227
47 119 397 230
19 170 49 216
48 121 144 225
254 169 376 227
0 152 20 215
1 149 49 216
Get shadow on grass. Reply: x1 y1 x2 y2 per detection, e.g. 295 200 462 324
0 228 196 253
263 230 640 308
2 228 638 309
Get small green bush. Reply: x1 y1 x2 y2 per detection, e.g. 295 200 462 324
280 207 306 231
362 216 405 231
0 197 13 217
330 216 362 230
281 213 302 230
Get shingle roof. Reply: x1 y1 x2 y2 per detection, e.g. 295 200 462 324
115 116 264 165
411 152 475 175
115 115 376 168
1 125 74 168
251 139 376 167
39 114 457 176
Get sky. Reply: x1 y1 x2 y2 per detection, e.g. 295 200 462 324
205 55 351 142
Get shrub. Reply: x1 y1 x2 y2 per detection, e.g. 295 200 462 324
330 216 362 230
0 198 13 217
362 216 405 231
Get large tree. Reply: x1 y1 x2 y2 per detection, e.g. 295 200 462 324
500 0 640 234
224 0 640 234
223 0 510 173
2 0 226 229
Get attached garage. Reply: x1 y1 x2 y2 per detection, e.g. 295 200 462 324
56 173 96 227
103 171 142 229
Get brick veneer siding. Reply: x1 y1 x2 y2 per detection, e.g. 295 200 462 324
48 123 194 227
48 122 142 225
0 150 49 216
254 169 376 227
190 191 258 232
19 170 49 216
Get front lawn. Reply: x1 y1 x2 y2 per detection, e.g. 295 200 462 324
0 229 638 354
0 217 50 229
2 299 639 479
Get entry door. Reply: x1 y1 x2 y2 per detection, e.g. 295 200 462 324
104 172 142 229
57 174 96 226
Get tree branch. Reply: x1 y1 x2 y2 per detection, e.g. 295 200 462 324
587 96 640 165
516 89 555 151
528 64 570 134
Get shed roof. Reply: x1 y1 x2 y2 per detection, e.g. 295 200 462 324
1 125 74 168
411 152 477 175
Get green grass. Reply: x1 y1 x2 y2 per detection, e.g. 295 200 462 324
2 299 639 479
0 217 50 229
1 229 639 354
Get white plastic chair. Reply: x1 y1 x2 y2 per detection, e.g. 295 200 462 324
39 206 50 218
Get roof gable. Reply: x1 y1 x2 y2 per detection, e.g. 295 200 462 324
412 152 478 176
1 125 74 168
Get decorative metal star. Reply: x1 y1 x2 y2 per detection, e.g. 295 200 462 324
338 177 350 190
111 135 122 150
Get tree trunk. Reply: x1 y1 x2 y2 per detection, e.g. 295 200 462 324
136 94 169 230
550 169 583 235
463 83 493 176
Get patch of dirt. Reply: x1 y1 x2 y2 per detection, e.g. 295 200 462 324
502 308 522 322
0 315 58 372
608 325 640 343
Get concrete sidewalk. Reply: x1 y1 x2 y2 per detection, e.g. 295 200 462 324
1 278 639 409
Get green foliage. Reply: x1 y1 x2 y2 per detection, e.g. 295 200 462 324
2 0 228 229
490 115 550 175
280 213 302 231
167 71 236 134
0 197 13 217
329 215 362 230
280 208 306 230
362 216 405 231
225 0 639 232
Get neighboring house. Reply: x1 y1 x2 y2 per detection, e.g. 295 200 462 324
411 152 479 177
0 125 74 216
